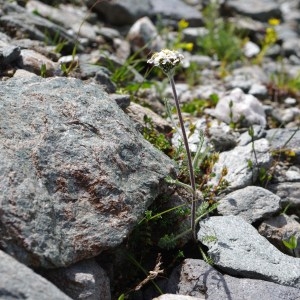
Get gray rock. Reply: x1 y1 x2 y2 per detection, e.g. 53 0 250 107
0 45 20 65
126 102 172 134
94 67 117 93
42 259 111 300
17 49 58 76
0 250 71 300
0 3 82 53
268 182 300 206
238 125 266 146
167 259 300 300
87 0 202 26
206 88 267 127
110 94 131 110
127 16 164 54
217 186 281 223
198 216 300 288
153 295 203 300
26 0 99 42
259 214 300 257
149 0 203 27
224 0 281 22
248 83 268 99
0 76 175 268
87 0 152 26
208 138 272 191
266 128 300 163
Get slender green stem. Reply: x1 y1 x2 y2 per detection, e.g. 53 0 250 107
168 74 197 238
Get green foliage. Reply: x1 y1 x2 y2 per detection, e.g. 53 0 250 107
197 3 244 65
181 94 219 116
282 235 298 250
40 63 47 78
143 116 171 153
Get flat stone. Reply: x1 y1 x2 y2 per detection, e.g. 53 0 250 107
225 0 281 21
167 259 300 300
0 250 71 300
266 128 300 163
198 216 300 288
268 182 300 206
208 138 272 191
218 186 281 223
0 76 175 268
0 3 82 53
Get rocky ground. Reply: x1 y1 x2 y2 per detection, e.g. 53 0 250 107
0 0 300 300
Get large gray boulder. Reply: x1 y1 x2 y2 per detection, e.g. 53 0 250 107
0 76 175 268
167 259 300 300
198 216 300 289
87 0 203 26
0 250 71 300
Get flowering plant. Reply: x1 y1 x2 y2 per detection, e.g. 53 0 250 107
148 49 197 237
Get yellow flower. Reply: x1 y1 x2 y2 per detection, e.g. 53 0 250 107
178 19 189 30
268 18 280 26
184 43 194 52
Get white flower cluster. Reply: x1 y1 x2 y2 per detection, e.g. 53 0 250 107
147 49 184 74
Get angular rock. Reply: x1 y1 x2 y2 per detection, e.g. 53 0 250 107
149 0 203 27
224 0 281 21
266 128 300 163
0 45 21 65
17 49 59 76
0 76 175 268
126 102 172 134
0 250 71 300
0 3 82 54
206 88 266 127
258 214 300 257
198 216 300 288
217 186 281 223
208 138 272 191
153 295 203 300
42 259 111 300
26 0 99 42
87 0 152 26
268 182 300 206
167 259 300 300
127 17 164 54
87 0 203 27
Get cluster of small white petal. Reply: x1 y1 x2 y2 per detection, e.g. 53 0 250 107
147 49 184 74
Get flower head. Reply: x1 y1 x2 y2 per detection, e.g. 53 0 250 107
147 49 184 74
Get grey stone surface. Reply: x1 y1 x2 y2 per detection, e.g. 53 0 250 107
259 214 300 257
0 76 175 268
268 182 300 206
87 0 152 26
208 138 272 191
217 186 281 223
0 250 71 300
153 295 204 300
266 128 300 163
42 259 111 300
0 3 82 53
225 0 281 21
87 0 203 26
167 259 300 300
206 88 266 127
0 45 20 65
198 216 300 288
